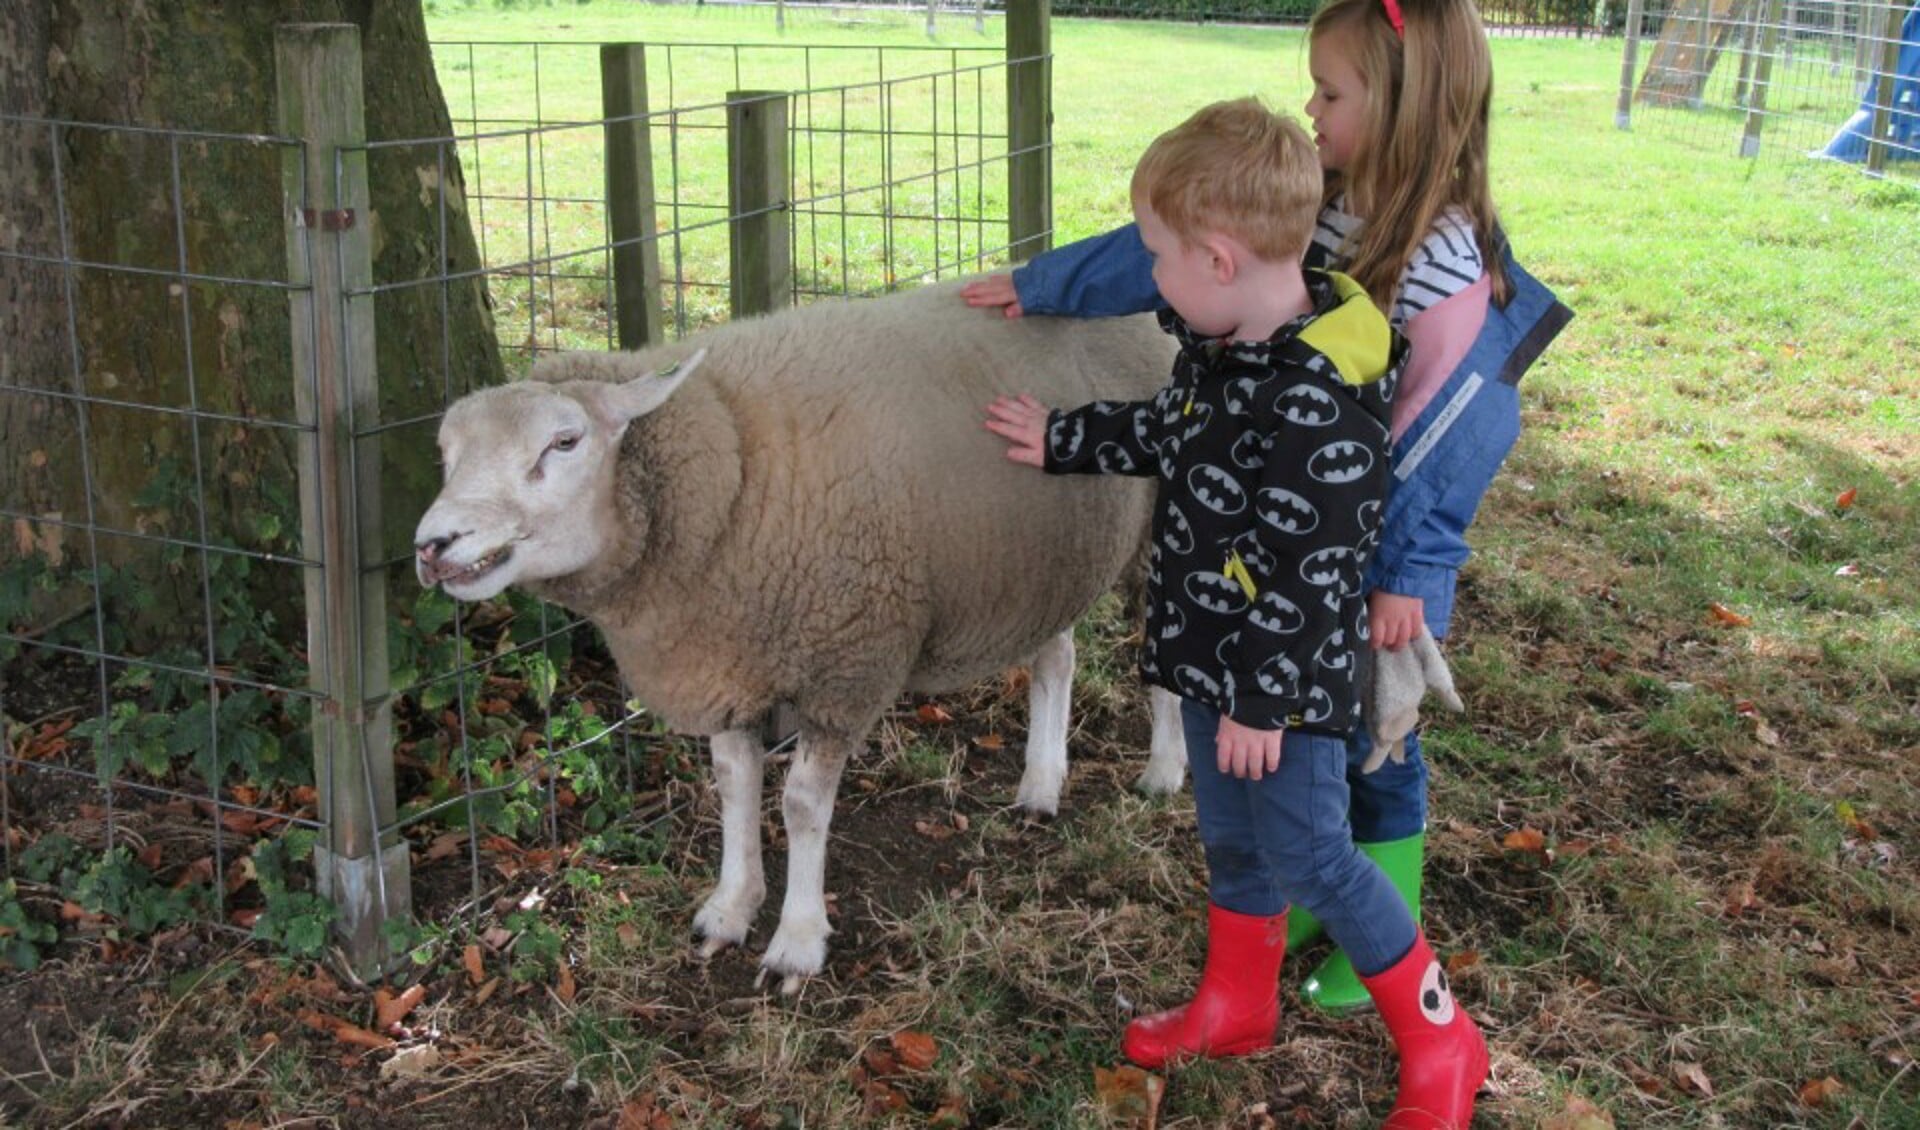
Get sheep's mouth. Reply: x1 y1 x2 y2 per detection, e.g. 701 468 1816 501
436 545 512 588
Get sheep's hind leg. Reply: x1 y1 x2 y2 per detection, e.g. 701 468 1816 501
1134 684 1188 795
1015 628 1074 816
693 729 768 958
760 731 855 994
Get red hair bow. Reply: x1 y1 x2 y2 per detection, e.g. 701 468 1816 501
1381 0 1406 37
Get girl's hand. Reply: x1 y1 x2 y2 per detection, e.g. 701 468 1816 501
961 274 1025 318
1369 591 1426 651
1216 715 1284 780
984 394 1050 467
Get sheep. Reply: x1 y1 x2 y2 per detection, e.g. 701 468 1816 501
413 279 1189 991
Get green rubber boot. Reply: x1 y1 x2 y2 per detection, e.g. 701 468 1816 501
1284 904 1324 951
1300 832 1425 1015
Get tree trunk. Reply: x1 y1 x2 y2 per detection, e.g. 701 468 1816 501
1 1 500 644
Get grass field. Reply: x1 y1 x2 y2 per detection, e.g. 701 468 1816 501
5 3 1919 1128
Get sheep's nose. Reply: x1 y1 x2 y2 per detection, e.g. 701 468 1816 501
416 533 456 563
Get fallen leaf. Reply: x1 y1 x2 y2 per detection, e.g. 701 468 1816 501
374 984 427 1030
616 1095 674 1130
1798 1076 1844 1107
1707 602 1752 627
1445 950 1481 976
891 1029 938 1072
928 1091 969 1129
1502 827 1548 854
914 819 959 842
1724 880 1760 917
1092 1064 1165 1128
916 704 954 725
462 944 486 986
1834 487 1857 510
1673 1061 1714 1097
972 733 1005 752
379 1043 443 1079
1542 1095 1616 1130
472 976 501 1006
556 961 577 1003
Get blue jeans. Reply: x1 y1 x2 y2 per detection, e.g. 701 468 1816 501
1345 728 1429 842
1182 699 1417 976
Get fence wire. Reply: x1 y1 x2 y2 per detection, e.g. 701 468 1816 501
1620 0 1919 177
2 33 1033 974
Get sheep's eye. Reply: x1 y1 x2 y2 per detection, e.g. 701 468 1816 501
551 433 581 454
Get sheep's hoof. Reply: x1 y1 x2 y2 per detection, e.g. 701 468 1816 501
1013 773 1065 818
753 965 809 997
1132 760 1186 796
760 917 829 989
696 934 735 961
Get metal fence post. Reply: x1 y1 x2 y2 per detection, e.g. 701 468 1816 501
1619 0 1647 127
1866 0 1907 172
1741 0 1787 155
727 90 791 318
1006 0 1052 262
276 23 410 979
602 43 665 349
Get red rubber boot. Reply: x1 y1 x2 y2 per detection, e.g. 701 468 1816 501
1361 930 1490 1129
1122 904 1287 1070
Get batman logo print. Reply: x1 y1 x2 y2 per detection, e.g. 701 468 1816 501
1298 546 1357 588
1307 440 1376 485
1301 685 1335 725
1247 590 1306 636
1185 571 1250 615
1161 501 1195 555
1180 400 1214 443
1252 652 1302 697
1275 383 1339 427
1095 442 1137 474
1173 665 1222 702
1048 415 1085 462
1229 429 1268 472
1255 486 1320 536
1159 601 1187 640
1187 464 1248 517
1314 628 1352 672
1223 376 1260 418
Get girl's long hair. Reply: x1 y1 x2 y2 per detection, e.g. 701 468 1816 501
1309 0 1510 307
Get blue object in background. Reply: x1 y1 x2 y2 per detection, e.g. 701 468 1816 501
1817 4 1920 162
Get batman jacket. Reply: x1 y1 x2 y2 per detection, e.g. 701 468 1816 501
1043 271 1406 734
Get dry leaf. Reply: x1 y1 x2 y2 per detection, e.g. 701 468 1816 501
914 819 959 842
1724 880 1760 917
1673 1061 1714 1097
1542 1095 1616 1130
1797 1076 1844 1107
472 976 501 1006
379 1044 443 1079
556 961 577 1003
462 944 486 986
1834 487 1857 510
1445 950 1482 976
617 1095 675 1130
375 984 427 1030
1502 827 1548 854
916 703 954 725
1707 602 1752 627
1092 1065 1165 1129
972 733 1005 752
890 1029 938 1072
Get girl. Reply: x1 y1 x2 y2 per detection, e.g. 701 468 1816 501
965 0 1570 1124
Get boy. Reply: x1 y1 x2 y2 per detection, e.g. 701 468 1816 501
985 100 1484 1103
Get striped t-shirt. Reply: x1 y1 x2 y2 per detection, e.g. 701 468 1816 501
1311 197 1484 331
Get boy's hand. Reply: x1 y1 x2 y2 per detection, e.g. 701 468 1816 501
984 394 1050 467
961 274 1025 318
1369 591 1426 651
1216 715 1283 780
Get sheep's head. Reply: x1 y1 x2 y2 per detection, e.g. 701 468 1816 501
413 350 705 601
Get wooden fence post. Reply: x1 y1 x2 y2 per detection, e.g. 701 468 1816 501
276 23 410 980
1619 0 1647 127
727 90 791 318
1741 0 1786 155
1006 0 1052 262
1867 0 1908 172
602 44 664 349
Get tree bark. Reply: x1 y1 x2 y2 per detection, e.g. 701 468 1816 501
1 1 500 639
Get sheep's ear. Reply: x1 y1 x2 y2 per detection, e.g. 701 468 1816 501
583 348 707 428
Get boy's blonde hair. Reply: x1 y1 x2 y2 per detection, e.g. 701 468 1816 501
1308 0 1510 305
1130 98 1321 263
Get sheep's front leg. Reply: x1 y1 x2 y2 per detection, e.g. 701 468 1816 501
1135 684 1188 795
760 732 854 994
693 729 768 958
1015 628 1075 816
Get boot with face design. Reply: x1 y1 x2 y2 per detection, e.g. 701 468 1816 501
1360 929 1489 1129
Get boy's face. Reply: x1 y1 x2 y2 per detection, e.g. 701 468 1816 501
1306 28 1367 175
1135 201 1236 339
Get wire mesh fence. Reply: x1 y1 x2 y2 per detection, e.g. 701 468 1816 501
2 18 1045 976
1617 0 1919 176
